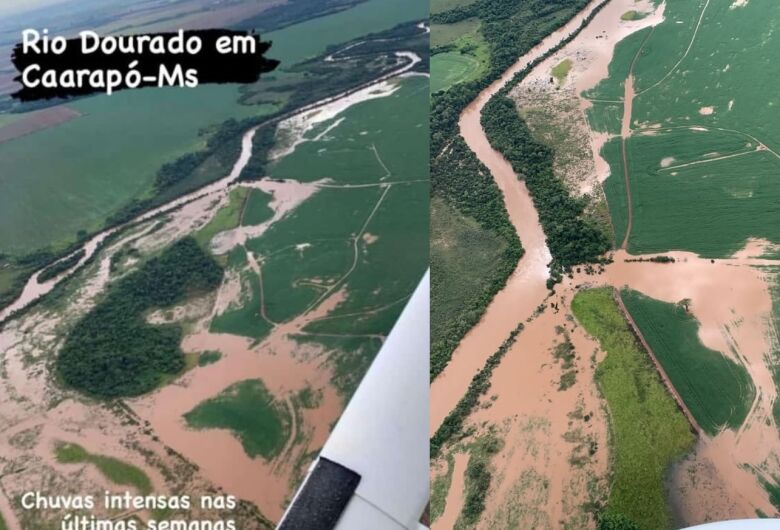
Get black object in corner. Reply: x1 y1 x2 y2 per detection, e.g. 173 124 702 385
277 457 361 530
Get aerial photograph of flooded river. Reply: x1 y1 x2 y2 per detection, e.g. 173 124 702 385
431 0 780 529
0 0 428 528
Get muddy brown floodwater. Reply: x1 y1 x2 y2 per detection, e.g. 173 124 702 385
437 452 468 529
429 0 618 434
433 0 780 527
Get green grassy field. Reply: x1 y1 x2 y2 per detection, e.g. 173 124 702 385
551 59 572 83
55 442 153 494
431 197 509 369
431 18 481 48
431 52 482 93
620 10 646 21
184 379 291 460
620 288 754 435
194 187 250 248
430 20 489 95
571 288 695 530
589 0 780 255
431 0 479 15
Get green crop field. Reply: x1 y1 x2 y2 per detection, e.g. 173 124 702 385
588 0 780 255
242 189 274 226
265 0 427 65
271 76 428 184
602 126 780 256
620 288 755 435
55 442 153 494
214 75 427 359
184 379 291 460
0 86 266 256
571 288 695 530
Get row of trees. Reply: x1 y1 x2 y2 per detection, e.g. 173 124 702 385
37 249 86 284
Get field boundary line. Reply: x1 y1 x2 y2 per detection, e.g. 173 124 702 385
306 183 392 313
613 289 702 435
636 0 711 96
247 249 278 327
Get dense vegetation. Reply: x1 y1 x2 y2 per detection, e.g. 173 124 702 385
430 0 611 378
37 249 85 284
597 513 643 530
621 288 755 435
57 238 223 398
572 288 695 530
431 323 523 459
482 96 611 285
